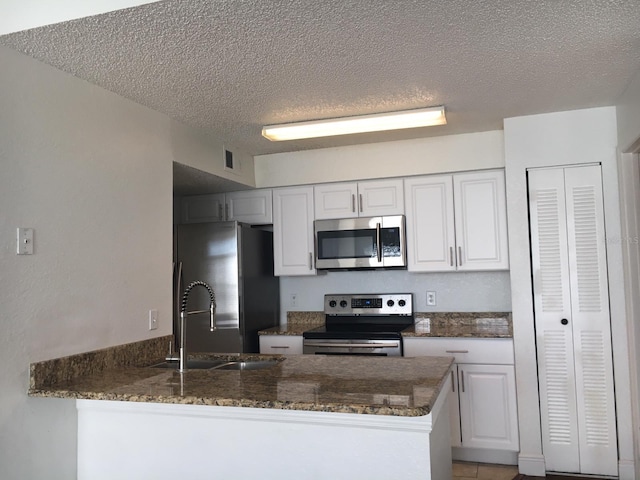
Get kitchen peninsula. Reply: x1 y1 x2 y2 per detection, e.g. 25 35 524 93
29 338 454 480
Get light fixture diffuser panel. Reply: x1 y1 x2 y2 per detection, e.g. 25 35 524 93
262 106 446 141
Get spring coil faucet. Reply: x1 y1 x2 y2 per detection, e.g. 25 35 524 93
179 280 216 372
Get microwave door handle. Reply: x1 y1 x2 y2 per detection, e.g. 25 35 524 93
376 222 382 262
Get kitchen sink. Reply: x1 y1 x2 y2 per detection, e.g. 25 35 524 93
149 359 227 370
149 358 281 371
210 359 280 371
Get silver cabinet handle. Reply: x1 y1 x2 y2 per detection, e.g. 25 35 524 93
359 193 363 213
445 350 469 354
309 252 313 270
351 194 356 213
270 345 290 349
458 246 463 266
218 204 223 220
225 203 230 220
376 222 382 262
461 370 465 392
449 246 454 267
451 370 455 393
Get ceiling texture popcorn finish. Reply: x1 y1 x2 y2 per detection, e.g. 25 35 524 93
1 0 640 156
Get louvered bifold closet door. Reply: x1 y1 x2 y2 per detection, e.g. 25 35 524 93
528 165 617 477
528 168 580 473
563 165 617 477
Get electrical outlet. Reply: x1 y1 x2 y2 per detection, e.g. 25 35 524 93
148 309 158 330
426 291 436 306
290 293 298 307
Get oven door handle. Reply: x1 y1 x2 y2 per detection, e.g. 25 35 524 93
303 341 399 348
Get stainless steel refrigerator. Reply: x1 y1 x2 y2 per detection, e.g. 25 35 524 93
174 221 280 353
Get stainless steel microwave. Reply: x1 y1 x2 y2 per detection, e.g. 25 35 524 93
314 215 407 270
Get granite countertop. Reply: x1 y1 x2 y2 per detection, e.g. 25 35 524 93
402 312 512 338
259 311 324 336
29 337 453 417
262 311 513 338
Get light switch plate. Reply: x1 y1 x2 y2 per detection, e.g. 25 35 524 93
17 228 34 255
149 309 158 330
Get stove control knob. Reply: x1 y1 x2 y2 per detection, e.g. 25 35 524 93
387 300 394 307
329 300 337 308
398 299 406 307
340 300 348 308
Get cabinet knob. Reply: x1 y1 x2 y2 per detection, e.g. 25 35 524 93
561 318 569 325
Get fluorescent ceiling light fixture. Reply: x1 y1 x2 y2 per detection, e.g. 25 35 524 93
262 106 446 141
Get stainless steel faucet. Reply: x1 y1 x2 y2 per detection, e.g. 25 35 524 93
179 280 216 372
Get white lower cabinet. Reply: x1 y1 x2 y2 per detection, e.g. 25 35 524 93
456 364 519 451
403 337 519 457
259 335 303 355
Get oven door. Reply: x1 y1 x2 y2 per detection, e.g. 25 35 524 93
303 338 402 356
314 215 406 270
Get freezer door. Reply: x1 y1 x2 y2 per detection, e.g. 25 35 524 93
177 222 242 353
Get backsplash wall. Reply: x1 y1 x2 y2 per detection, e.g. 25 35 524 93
278 270 511 323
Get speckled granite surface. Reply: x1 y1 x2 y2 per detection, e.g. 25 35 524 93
29 349 453 417
30 335 173 389
259 311 324 335
403 312 512 338
261 311 512 338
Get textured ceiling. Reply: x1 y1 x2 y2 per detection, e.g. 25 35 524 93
1 0 640 160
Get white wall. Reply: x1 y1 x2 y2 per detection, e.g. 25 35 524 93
170 121 256 187
0 46 214 479
615 65 640 476
617 67 640 152
503 106 635 477
255 130 504 187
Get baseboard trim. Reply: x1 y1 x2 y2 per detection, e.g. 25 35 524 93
518 453 546 477
618 459 636 480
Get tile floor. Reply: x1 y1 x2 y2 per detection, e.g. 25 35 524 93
452 461 519 480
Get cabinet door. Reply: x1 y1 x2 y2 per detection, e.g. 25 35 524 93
358 178 404 216
404 175 456 271
273 186 316 276
226 189 273 224
453 170 509 271
259 335 303 354
180 193 225 223
314 183 358 219
458 364 519 451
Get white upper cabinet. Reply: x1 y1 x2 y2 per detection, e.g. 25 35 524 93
404 175 456 271
226 190 273 224
180 193 225 223
272 186 316 276
453 171 509 270
180 189 272 225
314 179 404 219
404 169 509 272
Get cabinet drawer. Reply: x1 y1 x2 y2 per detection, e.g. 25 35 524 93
403 337 514 364
259 335 303 354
